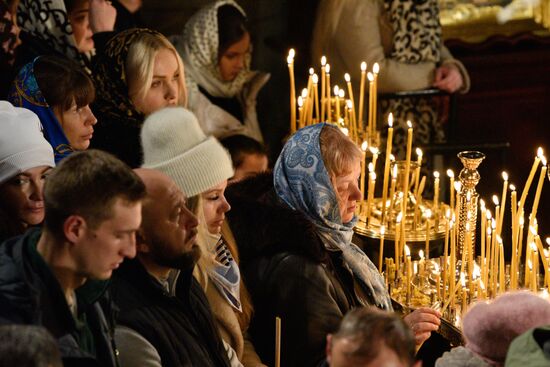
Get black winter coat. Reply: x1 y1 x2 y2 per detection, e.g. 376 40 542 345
0 228 119 367
225 173 371 367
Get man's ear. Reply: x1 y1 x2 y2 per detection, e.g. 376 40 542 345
63 215 86 244
326 334 333 364
136 228 150 254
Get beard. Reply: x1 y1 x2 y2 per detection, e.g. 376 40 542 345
148 238 202 272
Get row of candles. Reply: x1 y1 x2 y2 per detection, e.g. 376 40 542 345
287 50 380 144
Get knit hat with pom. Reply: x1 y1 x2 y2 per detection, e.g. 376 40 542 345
141 107 233 197
463 291 550 365
0 101 55 184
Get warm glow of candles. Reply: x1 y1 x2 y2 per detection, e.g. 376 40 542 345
370 146 379 172
433 171 440 214
366 167 376 222
518 148 543 218
287 49 296 133
367 72 374 140
372 63 379 141
447 169 455 211
402 121 413 227
425 209 432 258
312 73 319 123
320 57 326 121
325 64 331 122
381 113 394 225
395 212 403 270
360 141 368 203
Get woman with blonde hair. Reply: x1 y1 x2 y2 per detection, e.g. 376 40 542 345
141 107 265 367
91 28 187 168
225 123 441 366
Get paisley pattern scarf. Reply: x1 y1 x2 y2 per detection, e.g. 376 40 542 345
172 0 254 106
8 58 73 162
273 123 392 310
17 0 91 69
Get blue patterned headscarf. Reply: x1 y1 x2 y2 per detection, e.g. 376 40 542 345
274 123 392 310
8 58 73 163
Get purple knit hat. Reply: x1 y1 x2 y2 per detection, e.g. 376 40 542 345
463 291 550 365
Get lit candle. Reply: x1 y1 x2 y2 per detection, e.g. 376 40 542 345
498 171 508 236
381 114 394 224
528 156 547 230
344 73 357 134
414 148 423 199
305 68 313 125
297 96 304 129
379 225 386 272
367 72 374 141
450 218 456 300
499 237 505 293
518 147 543 216
405 244 412 303
358 62 367 131
320 56 326 121
419 249 425 277
510 185 518 290
325 64 331 122
443 210 450 300
447 169 455 212
334 86 340 123
287 49 296 133
534 235 549 289
338 90 346 127
312 73 320 123
531 243 538 292
372 63 379 139
433 171 440 215
388 165 398 219
425 209 432 259
366 167 376 222
402 121 413 221
370 146 379 172
395 212 403 271
493 195 500 239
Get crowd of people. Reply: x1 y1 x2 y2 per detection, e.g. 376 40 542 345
0 0 549 367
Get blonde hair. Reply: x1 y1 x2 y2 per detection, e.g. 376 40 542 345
126 32 188 108
319 124 362 177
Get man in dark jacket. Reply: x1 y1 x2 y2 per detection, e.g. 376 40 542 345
0 150 146 367
110 168 231 367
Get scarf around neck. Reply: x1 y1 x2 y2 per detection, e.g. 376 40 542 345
273 123 392 310
8 58 73 162
173 0 254 106
384 0 441 63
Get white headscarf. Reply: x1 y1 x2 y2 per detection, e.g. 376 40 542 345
173 0 254 107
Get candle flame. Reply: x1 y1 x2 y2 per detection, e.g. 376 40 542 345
380 225 386 236
486 209 491 220
502 171 509 181
425 209 432 219
520 216 525 226
326 64 330 74
530 241 538 252
396 212 403 223
528 259 533 270
434 171 440 179
370 172 377 180
465 222 470 231
416 148 423 158
297 97 304 108
338 89 345 98
480 279 486 290
369 146 379 155
392 164 398 178
361 62 367 72
473 263 481 278
321 56 326 66
404 245 411 257
368 162 374 173
407 120 412 129
361 141 368 151
344 73 351 82
288 48 295 59
445 208 451 219
333 85 339 96
497 235 503 245
454 181 462 193
309 67 314 75
419 249 425 260
480 199 485 210
487 227 492 236
492 195 499 206
510 184 516 191
346 99 353 109
537 147 544 158
460 272 466 287
367 72 374 82
491 218 497 229
388 113 393 127
544 248 549 258
546 237 550 246
373 63 380 74
447 169 454 178
433 262 440 273
390 154 395 162
286 55 293 64
542 155 547 166
530 226 538 236
312 74 319 84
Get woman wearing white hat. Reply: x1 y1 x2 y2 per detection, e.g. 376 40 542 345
0 101 55 243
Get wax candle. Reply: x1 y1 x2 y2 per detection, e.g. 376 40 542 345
498 172 508 236
367 72 374 141
344 73 357 133
395 212 403 271
358 62 367 131
360 141 368 203
287 49 296 133
534 235 549 289
334 86 340 123
518 148 543 216
297 96 303 129
325 64 331 121
447 169 455 212
366 168 376 222
379 225 386 272
419 250 425 277
372 63 380 138
414 148 423 198
320 56 326 121
405 244 412 303
528 157 547 228
370 147 379 172
433 171 440 215
443 212 450 300
492 195 500 239
388 166 398 220
425 209 432 259
381 114 394 224
312 73 319 123
401 121 413 240
531 243 538 292
499 238 505 293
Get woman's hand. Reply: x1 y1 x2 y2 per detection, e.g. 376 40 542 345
89 0 117 34
433 64 463 93
404 307 441 347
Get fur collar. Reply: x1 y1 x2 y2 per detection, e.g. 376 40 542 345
225 173 326 267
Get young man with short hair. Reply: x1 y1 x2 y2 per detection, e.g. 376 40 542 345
0 150 146 367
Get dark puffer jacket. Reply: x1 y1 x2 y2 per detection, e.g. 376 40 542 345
225 173 373 367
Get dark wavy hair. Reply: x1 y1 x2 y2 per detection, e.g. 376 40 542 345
217 4 248 59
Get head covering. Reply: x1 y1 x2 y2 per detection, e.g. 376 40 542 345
463 291 550 365
16 0 91 68
0 101 55 184
92 28 161 129
506 326 550 367
8 58 73 162
384 0 441 63
141 107 234 197
273 123 392 310
0 0 18 65
172 0 253 106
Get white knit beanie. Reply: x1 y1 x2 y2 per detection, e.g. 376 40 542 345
0 101 55 185
141 107 234 197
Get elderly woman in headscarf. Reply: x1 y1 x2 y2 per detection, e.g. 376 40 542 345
171 0 269 142
225 123 441 367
